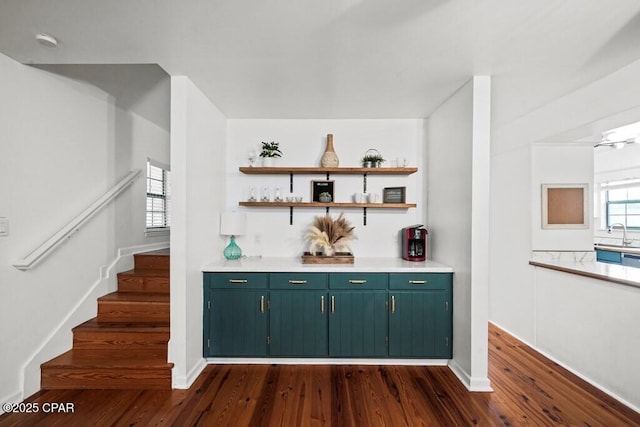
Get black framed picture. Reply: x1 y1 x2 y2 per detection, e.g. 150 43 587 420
383 186 406 203
311 180 335 202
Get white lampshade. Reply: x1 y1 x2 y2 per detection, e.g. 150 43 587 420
220 212 247 236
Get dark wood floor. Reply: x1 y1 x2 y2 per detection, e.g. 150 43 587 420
1 324 638 426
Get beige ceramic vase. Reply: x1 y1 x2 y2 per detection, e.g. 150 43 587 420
321 134 339 167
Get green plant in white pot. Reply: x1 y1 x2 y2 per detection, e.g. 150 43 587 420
260 141 282 167
361 149 385 167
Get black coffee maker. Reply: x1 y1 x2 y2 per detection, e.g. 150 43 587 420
401 225 427 261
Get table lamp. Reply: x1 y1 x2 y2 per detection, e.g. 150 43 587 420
220 212 247 260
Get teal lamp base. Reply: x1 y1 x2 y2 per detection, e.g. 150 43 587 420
223 236 242 260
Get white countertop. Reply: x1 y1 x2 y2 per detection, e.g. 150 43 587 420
530 258 640 289
202 257 454 273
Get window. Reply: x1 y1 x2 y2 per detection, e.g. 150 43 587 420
604 181 640 229
146 160 170 231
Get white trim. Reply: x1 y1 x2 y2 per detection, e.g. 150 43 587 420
205 357 449 366
448 359 493 392
489 321 640 414
12 169 142 271
173 358 207 389
148 157 171 172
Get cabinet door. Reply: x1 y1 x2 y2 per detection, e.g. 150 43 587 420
205 289 268 357
329 291 387 357
388 290 451 358
269 291 327 357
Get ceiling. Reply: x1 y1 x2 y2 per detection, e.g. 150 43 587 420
1 0 640 121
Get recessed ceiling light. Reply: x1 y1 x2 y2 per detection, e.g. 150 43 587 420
35 33 58 48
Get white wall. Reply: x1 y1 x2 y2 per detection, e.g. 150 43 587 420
531 144 594 251
169 76 227 388
427 77 491 391
490 57 640 409
0 55 170 405
489 145 535 340
226 119 425 258
533 267 640 409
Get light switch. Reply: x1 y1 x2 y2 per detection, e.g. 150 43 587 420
0 217 8 237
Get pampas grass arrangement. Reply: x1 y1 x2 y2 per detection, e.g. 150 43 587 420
306 213 356 256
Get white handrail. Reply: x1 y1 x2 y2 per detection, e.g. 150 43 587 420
13 169 142 271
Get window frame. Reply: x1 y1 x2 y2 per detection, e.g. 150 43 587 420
146 159 170 235
604 183 640 230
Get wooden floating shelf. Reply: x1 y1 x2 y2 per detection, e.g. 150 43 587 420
239 167 417 175
238 165 418 225
239 201 416 208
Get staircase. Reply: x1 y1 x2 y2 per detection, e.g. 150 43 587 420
41 249 173 389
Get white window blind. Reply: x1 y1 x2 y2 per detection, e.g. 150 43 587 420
146 159 170 230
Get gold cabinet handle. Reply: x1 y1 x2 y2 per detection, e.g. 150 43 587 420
260 295 265 313
331 295 335 313
229 279 248 284
348 280 367 284
391 295 396 314
321 295 325 313
289 280 307 285
409 280 426 284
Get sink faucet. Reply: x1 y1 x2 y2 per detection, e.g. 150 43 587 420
608 223 633 246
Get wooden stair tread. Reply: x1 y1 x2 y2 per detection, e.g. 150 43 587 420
138 248 170 256
42 350 173 369
73 318 169 332
98 292 169 303
118 269 169 278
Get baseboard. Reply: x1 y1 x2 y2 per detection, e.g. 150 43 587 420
448 359 493 392
488 321 640 414
173 358 207 389
19 242 169 400
205 358 449 366
0 390 24 415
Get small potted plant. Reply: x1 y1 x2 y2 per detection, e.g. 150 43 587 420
361 149 385 168
318 192 332 203
260 141 282 167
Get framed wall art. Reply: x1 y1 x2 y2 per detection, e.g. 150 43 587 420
383 186 406 203
541 183 589 229
311 180 335 202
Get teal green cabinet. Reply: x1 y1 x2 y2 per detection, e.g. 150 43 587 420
204 273 268 357
209 272 268 288
269 290 328 356
329 291 388 357
204 271 453 359
270 272 328 289
329 273 387 289
388 273 452 358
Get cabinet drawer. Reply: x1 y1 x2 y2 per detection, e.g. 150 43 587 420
596 250 622 264
206 272 268 289
269 273 327 289
389 273 451 290
329 273 387 289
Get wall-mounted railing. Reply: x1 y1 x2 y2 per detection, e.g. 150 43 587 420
13 169 142 271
